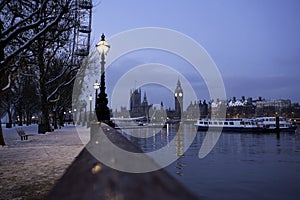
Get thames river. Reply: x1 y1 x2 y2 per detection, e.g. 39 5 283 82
120 123 300 200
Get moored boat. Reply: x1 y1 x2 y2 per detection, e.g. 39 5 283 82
256 116 297 132
195 117 297 133
195 118 263 132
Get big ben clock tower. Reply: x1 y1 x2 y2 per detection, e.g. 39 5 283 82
174 79 183 119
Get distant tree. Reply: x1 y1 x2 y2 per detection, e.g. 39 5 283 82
56 84 74 128
21 71 40 125
1 88 14 127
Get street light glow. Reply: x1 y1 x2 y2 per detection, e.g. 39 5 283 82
93 80 99 90
96 33 110 55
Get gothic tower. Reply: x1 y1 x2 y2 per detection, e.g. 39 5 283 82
142 92 150 122
129 88 152 120
174 79 183 118
129 88 141 118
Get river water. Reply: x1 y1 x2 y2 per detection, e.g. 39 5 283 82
120 123 300 200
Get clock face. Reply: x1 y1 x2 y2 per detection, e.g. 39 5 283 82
175 93 178 97
179 92 183 97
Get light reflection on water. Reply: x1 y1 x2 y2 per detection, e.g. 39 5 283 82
120 123 300 200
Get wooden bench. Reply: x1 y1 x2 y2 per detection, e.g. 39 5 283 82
16 128 29 141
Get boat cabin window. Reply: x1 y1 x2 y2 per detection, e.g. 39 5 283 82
204 122 208 125
224 122 228 125
229 122 234 125
213 122 218 125
218 122 223 125
240 122 244 125
199 122 203 124
209 122 212 125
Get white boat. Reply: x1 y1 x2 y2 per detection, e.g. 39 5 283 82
195 117 297 133
195 118 262 132
255 117 297 132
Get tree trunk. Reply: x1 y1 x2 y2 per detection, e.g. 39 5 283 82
37 37 51 133
5 107 12 128
0 118 5 146
8 109 12 125
53 110 58 129
40 90 52 133
39 69 51 133
59 111 64 127
0 95 6 146
26 110 31 126
18 110 23 126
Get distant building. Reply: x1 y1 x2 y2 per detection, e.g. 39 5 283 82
185 101 199 120
199 100 209 119
149 102 167 122
112 106 130 118
225 97 292 118
129 88 152 121
210 99 227 118
226 96 256 118
114 89 297 121
184 100 206 120
256 99 291 117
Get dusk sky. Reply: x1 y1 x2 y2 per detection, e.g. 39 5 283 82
89 0 300 109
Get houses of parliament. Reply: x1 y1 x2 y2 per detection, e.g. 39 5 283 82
127 79 184 122
112 80 300 122
112 79 208 122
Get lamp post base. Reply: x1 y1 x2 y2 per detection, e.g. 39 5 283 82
95 106 110 122
94 107 115 128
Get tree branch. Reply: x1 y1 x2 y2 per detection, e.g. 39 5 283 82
1 73 12 92
0 8 67 69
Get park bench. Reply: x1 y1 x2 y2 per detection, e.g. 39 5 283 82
16 128 29 141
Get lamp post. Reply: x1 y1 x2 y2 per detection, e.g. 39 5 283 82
93 80 100 107
63 111 66 126
83 101 87 126
88 94 93 126
95 33 111 122
93 80 99 121
73 108 77 125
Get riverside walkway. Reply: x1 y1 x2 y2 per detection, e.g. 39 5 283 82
1 124 198 200
0 125 85 200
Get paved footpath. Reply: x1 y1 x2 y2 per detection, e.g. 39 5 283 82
0 125 85 200
47 123 199 200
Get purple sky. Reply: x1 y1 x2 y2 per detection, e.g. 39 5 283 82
90 0 300 107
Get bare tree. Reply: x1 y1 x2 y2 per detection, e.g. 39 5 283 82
0 0 77 145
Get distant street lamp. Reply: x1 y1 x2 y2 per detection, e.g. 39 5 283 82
93 80 100 107
88 94 93 126
73 108 77 125
83 101 87 126
95 33 111 122
63 111 66 126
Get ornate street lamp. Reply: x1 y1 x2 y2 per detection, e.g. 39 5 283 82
95 33 111 122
